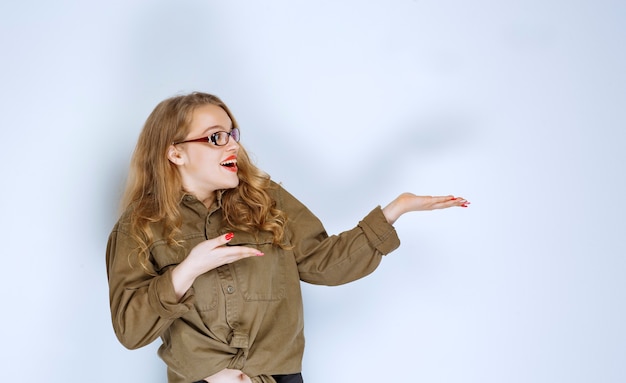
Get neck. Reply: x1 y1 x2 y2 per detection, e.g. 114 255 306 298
201 193 216 209
182 185 216 208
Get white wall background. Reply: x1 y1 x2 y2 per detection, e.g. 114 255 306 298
1 1 624 382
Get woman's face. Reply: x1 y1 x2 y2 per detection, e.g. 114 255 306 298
169 103 240 201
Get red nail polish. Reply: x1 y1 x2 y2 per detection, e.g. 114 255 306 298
225 232 234 241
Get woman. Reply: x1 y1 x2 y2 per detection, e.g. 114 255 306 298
106 92 469 383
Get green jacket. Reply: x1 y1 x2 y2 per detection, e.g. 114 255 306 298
106 182 400 383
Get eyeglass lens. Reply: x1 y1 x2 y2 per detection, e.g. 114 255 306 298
210 128 240 146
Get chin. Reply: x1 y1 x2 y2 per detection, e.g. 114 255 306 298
225 179 240 189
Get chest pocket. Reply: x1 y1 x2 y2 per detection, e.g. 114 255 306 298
228 231 286 301
151 241 185 272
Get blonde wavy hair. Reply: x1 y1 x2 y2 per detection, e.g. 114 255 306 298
121 92 287 272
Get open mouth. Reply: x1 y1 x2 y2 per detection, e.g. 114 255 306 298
220 156 238 170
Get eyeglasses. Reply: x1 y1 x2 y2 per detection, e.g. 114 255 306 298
173 127 240 147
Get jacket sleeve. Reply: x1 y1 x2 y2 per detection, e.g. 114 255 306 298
106 225 194 349
277 185 401 286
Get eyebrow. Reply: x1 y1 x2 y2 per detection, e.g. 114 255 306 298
199 124 229 136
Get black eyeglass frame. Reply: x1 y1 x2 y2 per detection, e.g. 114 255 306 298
173 127 240 147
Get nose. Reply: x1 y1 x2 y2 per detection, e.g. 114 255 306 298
225 136 239 151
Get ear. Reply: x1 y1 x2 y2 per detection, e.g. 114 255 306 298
167 145 185 165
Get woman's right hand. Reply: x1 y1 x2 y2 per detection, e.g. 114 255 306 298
171 233 263 300
201 368 252 383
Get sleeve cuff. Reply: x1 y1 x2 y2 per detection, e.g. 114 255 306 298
358 206 401 255
148 268 194 319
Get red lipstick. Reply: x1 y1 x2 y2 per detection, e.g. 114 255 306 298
220 155 238 172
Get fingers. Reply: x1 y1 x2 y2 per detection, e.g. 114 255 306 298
444 195 470 208
190 233 264 268
214 232 264 259
218 232 235 245
207 243 263 271
227 245 265 258
178 233 264 285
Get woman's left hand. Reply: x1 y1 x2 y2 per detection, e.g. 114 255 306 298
382 193 470 224
201 368 252 383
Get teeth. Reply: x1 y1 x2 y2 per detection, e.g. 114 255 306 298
220 159 237 166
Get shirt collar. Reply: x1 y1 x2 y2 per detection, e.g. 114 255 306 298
180 189 226 212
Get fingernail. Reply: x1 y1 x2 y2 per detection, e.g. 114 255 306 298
450 197 457 201
225 232 234 241
256 252 264 256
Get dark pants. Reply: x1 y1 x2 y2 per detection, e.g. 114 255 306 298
273 373 304 383
193 372 303 383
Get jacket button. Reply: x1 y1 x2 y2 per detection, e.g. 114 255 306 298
226 285 235 294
